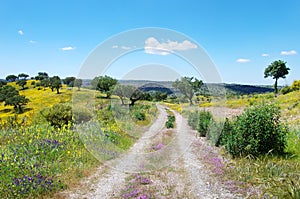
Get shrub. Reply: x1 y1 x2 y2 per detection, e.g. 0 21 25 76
133 111 146 121
165 115 175 128
41 104 73 128
291 80 300 91
280 86 293 95
207 120 223 146
197 110 213 137
188 110 199 130
222 104 288 157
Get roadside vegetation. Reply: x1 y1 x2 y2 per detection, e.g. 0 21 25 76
0 59 299 198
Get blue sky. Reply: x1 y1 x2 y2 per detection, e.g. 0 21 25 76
0 0 299 85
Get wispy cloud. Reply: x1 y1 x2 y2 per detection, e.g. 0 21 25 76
29 40 37 44
236 58 250 63
121 46 131 50
144 37 198 55
61 46 76 51
112 45 118 48
281 50 297 55
261 53 269 57
18 30 24 35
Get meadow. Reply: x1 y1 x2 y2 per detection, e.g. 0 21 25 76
0 82 157 198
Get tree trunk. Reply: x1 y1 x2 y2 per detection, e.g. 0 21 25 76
274 78 278 94
56 88 60 94
120 97 124 105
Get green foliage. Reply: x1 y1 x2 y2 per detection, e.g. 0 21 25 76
291 80 300 91
74 78 83 90
197 110 213 137
18 73 29 80
41 104 73 128
0 80 7 88
95 75 118 98
221 104 288 157
0 85 29 113
16 79 27 90
264 60 290 94
113 84 137 105
0 124 98 198
280 85 293 95
188 110 199 130
63 76 75 87
173 76 203 105
6 74 18 82
133 110 146 121
165 115 175 128
49 76 62 94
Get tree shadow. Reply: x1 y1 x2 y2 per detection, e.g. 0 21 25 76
0 108 12 113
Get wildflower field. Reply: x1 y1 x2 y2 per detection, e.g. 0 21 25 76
0 83 157 198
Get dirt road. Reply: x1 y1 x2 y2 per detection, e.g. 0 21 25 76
63 105 236 198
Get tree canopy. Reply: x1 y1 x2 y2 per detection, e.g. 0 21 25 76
0 85 29 113
74 78 83 90
63 77 76 87
264 60 290 94
173 76 203 105
6 74 18 82
49 76 62 94
95 75 118 98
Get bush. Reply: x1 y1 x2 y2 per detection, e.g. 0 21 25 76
197 110 213 137
280 86 293 95
165 115 175 128
188 110 199 130
41 104 73 128
221 104 288 157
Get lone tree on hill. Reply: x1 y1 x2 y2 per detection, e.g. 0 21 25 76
95 75 118 98
49 76 62 94
173 76 203 105
0 85 29 113
264 60 290 94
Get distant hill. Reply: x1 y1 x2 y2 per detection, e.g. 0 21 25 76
82 79 274 96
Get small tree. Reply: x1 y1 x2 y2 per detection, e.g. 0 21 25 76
173 76 203 105
0 85 29 113
113 84 137 105
18 73 29 80
129 88 144 107
6 74 18 82
264 60 290 94
35 72 49 81
16 79 27 90
49 76 62 94
63 77 76 87
96 75 118 98
74 78 83 90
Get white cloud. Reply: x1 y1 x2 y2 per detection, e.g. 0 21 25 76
281 50 297 55
236 58 250 63
261 53 269 57
29 40 37 44
61 46 76 51
112 45 118 48
121 46 131 50
18 30 24 35
144 37 197 55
